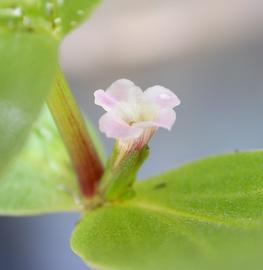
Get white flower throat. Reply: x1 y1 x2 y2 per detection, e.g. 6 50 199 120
114 100 158 125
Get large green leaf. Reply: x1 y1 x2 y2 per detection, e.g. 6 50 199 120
71 151 263 270
0 0 100 174
0 105 106 215
0 106 80 215
0 32 57 174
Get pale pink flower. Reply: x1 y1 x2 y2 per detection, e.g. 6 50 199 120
94 79 180 149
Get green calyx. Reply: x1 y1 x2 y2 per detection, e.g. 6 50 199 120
97 144 150 202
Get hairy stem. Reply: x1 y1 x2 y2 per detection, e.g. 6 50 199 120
47 68 103 198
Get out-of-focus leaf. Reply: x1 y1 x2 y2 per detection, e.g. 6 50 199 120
0 1 100 37
0 106 80 215
0 0 101 173
0 32 57 175
55 0 101 35
71 151 263 270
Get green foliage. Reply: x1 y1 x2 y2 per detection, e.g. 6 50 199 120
0 106 80 215
55 0 101 35
71 151 263 270
0 32 57 175
2 2 262 269
0 104 106 215
0 0 100 37
0 0 100 174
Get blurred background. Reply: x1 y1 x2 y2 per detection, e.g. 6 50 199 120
1 0 263 269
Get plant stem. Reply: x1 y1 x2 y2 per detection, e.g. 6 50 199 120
47 68 103 198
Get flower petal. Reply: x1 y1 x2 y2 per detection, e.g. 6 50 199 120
154 109 176 130
132 121 155 128
144 86 181 109
107 79 144 103
99 112 143 140
94 90 117 111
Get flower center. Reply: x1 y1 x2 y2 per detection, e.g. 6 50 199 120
115 101 158 126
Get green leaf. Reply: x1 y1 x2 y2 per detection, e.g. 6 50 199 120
71 151 263 270
0 0 101 173
0 0 100 173
0 1 100 37
0 32 57 175
0 106 80 215
56 0 101 35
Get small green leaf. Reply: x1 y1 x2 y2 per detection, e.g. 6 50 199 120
0 32 57 175
71 151 263 270
0 106 80 215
